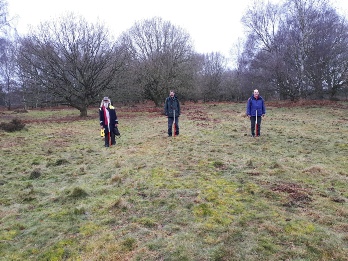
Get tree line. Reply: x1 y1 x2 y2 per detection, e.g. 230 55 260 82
0 0 347 116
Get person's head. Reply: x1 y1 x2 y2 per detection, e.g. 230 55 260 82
101 97 110 107
253 89 259 98
169 90 175 98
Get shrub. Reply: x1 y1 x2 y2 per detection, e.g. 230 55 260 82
0 118 26 132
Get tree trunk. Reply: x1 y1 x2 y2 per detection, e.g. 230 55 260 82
79 107 88 117
315 80 324 99
7 99 11 110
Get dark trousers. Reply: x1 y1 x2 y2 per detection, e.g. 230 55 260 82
168 117 179 136
250 116 262 136
104 128 116 146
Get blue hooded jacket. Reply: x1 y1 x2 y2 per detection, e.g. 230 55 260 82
246 95 266 116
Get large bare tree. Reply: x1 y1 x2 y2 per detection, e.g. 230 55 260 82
17 13 126 116
120 17 194 106
239 0 348 100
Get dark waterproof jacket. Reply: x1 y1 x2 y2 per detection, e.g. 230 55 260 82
99 105 118 129
164 96 181 118
246 95 266 117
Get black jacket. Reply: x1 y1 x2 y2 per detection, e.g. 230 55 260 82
164 96 180 118
99 105 118 129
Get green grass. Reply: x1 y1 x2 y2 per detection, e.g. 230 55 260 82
0 102 347 260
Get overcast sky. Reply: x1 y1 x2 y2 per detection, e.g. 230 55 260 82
7 0 348 60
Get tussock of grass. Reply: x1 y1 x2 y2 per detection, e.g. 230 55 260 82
303 165 326 174
109 198 127 210
46 158 69 167
69 187 89 198
73 207 86 215
110 174 122 184
121 237 137 251
0 103 347 260
29 168 42 179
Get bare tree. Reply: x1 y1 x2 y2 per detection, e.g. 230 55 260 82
241 1 288 98
239 0 348 100
304 4 348 98
17 13 126 116
0 0 19 108
199 52 227 101
120 17 194 106
242 0 282 53
0 0 9 33
0 38 18 109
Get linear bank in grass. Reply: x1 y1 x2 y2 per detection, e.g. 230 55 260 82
0 101 347 260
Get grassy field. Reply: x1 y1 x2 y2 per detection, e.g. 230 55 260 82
0 101 347 261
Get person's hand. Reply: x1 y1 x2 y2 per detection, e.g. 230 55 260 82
262 114 265 117
100 125 103 129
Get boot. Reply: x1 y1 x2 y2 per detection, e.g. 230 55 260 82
104 135 109 147
111 133 116 145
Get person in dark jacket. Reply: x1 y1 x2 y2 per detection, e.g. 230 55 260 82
246 89 266 137
164 90 181 137
99 97 118 147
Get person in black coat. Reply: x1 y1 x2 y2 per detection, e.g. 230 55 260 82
99 97 118 147
164 90 181 137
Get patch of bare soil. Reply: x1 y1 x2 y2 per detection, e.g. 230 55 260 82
186 109 210 121
272 182 313 207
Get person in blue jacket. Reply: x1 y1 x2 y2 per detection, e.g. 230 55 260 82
99 97 118 147
246 89 266 137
